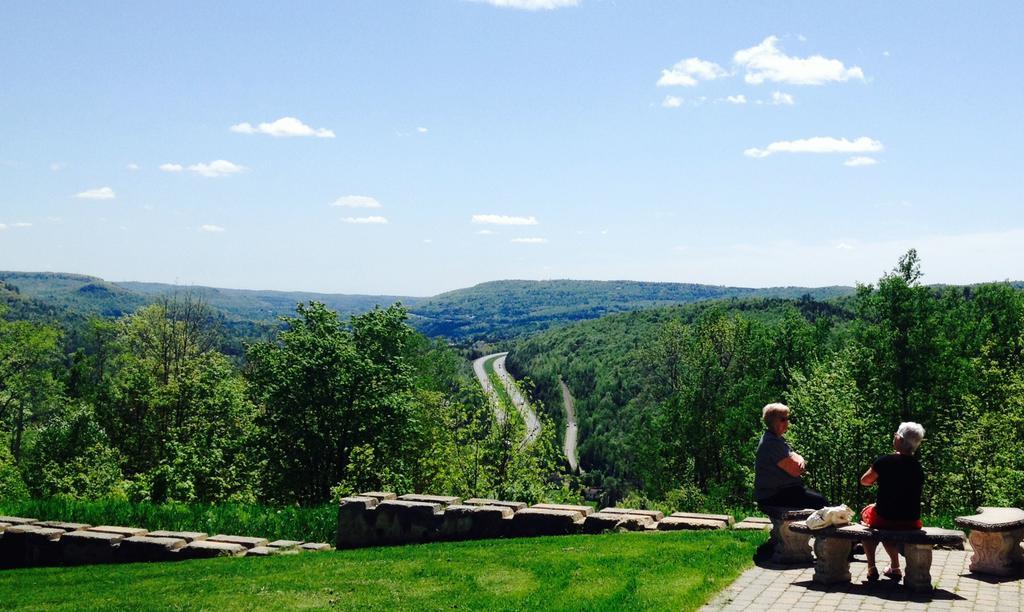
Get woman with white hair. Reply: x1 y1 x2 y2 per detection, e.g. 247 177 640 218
754 402 829 512
859 421 926 582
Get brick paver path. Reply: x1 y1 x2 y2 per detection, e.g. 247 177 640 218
703 550 1023 611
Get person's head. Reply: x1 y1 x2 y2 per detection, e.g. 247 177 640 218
893 422 925 454
762 402 791 435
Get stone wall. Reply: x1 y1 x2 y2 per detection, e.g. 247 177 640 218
336 493 763 549
0 516 332 570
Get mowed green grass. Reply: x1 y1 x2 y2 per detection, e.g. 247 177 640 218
0 530 761 610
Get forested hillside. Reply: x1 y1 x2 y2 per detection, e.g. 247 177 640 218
409 279 854 341
507 252 1024 516
0 297 561 508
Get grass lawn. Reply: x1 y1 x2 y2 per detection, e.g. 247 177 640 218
0 530 762 610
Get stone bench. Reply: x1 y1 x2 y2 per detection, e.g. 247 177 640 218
955 506 1024 576
790 522 965 592
762 508 814 564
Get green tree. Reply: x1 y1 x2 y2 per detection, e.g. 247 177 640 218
0 309 64 460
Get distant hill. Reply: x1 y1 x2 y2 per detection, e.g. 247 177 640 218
407 279 855 341
118 281 420 323
0 272 419 324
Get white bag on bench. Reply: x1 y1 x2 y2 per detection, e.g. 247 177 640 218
805 504 853 530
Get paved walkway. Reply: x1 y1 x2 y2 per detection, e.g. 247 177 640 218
703 549 1023 611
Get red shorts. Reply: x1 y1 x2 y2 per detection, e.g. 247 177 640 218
860 503 922 530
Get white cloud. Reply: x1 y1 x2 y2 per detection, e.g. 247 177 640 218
423 239 433 243
770 91 795 105
50 162 66 172
476 229 495 235
661 95 683 108
469 0 579 9
734 36 865 85
200 224 225 232
511 237 548 244
0 224 6 230
230 116 335 138
188 160 247 178
159 163 184 173
844 156 879 167
657 57 728 87
744 136 883 158
12 222 32 228
726 94 747 104
417 127 429 134
342 216 388 224
75 187 116 200
472 214 538 226
331 195 382 209
126 163 140 171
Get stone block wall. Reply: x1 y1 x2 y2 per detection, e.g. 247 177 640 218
0 519 332 570
336 493 753 549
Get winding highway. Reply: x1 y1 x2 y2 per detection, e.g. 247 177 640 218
559 378 580 472
472 352 540 445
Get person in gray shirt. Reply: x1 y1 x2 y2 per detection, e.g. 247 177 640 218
754 402 828 513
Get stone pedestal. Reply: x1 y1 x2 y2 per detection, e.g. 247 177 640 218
903 543 933 592
811 537 851 584
771 518 813 564
968 528 1024 576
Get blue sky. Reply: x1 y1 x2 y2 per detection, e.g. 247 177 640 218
2 0 1022 296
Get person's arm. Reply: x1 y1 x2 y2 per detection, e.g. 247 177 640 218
777 453 806 478
860 466 878 486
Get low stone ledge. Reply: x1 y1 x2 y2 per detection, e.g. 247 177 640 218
0 525 64 567
600 507 665 522
340 496 380 511
465 498 528 512
656 517 727 531
267 539 303 549
733 521 771 531
0 516 38 526
584 512 654 534
531 503 594 516
509 508 584 537
300 542 332 552
374 500 444 545
208 534 269 549
669 512 734 526
739 517 771 525
246 546 277 557
358 491 397 502
439 504 513 540
398 494 462 506
117 536 187 562
0 522 9 533
180 540 247 559
88 526 149 538
36 521 91 532
148 530 208 543
337 497 381 549
61 530 124 565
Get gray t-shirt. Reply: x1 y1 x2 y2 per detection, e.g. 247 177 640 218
754 430 802 501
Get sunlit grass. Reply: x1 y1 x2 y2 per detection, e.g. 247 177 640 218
0 530 762 611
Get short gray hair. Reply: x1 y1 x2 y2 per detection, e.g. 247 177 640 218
762 402 790 427
895 422 925 454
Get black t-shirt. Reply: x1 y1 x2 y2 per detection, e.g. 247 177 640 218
873 453 924 521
